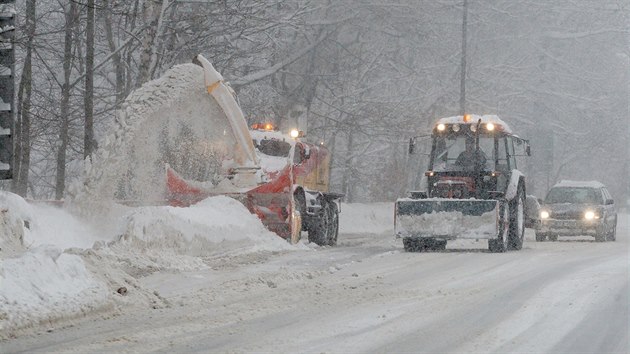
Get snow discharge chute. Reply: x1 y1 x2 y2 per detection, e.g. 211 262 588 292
192 55 259 185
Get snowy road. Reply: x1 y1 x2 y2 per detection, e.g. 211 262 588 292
4 215 629 353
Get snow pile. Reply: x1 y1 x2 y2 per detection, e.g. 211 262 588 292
104 195 296 274
0 246 109 334
0 194 26 257
0 191 300 338
339 202 394 234
0 194 111 337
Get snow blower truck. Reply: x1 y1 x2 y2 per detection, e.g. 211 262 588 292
395 114 531 252
166 55 342 246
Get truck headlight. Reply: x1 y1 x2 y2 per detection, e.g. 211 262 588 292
540 210 549 219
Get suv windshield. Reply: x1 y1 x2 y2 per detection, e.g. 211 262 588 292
256 139 291 157
545 187 603 204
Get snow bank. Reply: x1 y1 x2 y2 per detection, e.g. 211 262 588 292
0 246 109 335
339 202 394 234
0 193 111 337
104 195 296 274
0 191 300 338
0 193 26 257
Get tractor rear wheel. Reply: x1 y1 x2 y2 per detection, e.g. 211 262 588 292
508 185 525 250
489 202 509 253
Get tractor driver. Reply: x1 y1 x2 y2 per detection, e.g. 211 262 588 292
455 137 487 169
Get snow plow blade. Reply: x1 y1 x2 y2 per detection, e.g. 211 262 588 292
395 199 499 240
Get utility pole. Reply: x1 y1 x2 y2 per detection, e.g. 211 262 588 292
459 0 468 115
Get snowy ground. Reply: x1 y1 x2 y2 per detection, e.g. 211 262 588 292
1 193 628 353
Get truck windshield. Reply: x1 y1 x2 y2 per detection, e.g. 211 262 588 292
256 139 292 157
433 135 493 171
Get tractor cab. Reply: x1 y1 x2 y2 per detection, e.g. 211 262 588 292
416 114 530 200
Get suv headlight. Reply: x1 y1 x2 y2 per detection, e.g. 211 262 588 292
583 210 599 220
540 210 550 219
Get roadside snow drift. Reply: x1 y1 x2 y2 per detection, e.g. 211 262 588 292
0 192 297 337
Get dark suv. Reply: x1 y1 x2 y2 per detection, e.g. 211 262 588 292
536 180 617 242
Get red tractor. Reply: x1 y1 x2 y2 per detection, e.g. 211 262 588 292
395 114 532 252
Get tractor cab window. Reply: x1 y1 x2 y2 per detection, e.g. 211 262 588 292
256 139 292 157
433 135 493 171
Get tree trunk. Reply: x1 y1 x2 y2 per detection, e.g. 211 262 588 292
12 0 36 196
342 126 355 203
136 0 169 88
103 0 126 103
55 2 78 200
84 0 96 159
125 0 140 96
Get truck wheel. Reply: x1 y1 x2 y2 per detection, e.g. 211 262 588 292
308 200 331 246
489 203 509 252
326 201 339 246
294 192 307 231
288 195 302 244
508 185 525 250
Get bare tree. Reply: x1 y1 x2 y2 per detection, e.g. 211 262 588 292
136 0 170 87
12 0 36 196
84 0 96 159
55 1 79 199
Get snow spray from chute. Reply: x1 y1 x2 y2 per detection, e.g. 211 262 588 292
68 56 258 215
